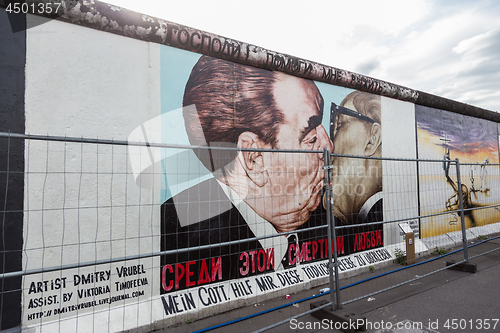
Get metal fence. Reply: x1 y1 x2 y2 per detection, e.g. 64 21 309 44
1 132 500 332
0 132 332 332
256 151 500 332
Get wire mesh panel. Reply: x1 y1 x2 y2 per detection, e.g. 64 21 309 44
0 134 163 332
250 154 500 333
331 157 456 307
328 156 500 311
1 133 336 332
158 145 334 332
458 162 500 237
2 132 500 333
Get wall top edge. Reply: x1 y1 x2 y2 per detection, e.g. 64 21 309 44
4 0 499 122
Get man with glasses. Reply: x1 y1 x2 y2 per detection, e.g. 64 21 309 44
329 91 382 225
161 55 333 293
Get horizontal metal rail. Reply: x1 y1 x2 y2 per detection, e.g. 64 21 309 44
5 203 470 277
325 153 456 163
339 236 500 306
460 162 500 166
252 300 333 333
0 224 327 279
334 208 462 230
1 131 457 162
341 259 466 306
462 202 500 213
468 245 500 260
0 132 323 154
12 201 475 278
22 199 432 250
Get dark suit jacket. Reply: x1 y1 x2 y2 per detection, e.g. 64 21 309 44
336 197 384 255
160 178 263 293
160 177 329 293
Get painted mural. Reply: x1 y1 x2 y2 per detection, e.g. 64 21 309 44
157 46 387 315
416 105 500 237
6 3 500 331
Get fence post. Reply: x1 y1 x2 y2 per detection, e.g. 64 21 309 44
455 158 469 263
324 148 341 310
324 148 336 311
331 169 341 310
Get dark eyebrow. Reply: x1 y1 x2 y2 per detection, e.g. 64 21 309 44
299 115 322 143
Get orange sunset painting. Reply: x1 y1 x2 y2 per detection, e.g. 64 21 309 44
416 105 500 238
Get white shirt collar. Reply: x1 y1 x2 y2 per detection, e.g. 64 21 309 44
358 191 383 220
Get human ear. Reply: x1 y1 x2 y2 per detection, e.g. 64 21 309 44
364 123 381 156
237 131 267 187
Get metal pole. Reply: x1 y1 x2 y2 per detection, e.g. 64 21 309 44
455 158 469 262
324 148 336 311
329 155 341 310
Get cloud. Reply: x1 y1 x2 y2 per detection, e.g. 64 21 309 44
453 28 500 55
429 28 500 110
453 28 500 79
361 1 500 111
356 59 381 75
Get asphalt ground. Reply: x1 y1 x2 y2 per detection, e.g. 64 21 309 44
159 236 500 333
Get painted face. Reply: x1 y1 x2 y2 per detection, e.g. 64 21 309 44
262 73 333 231
332 100 372 156
330 100 377 221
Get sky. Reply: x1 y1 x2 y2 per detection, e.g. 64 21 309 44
106 0 500 112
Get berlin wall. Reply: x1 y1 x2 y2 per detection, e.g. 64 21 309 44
1 0 500 331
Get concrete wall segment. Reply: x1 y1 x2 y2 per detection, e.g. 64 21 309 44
3 1 500 330
21 15 162 331
57 0 420 103
25 13 161 139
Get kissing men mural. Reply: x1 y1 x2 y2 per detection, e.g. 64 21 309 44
159 47 385 296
